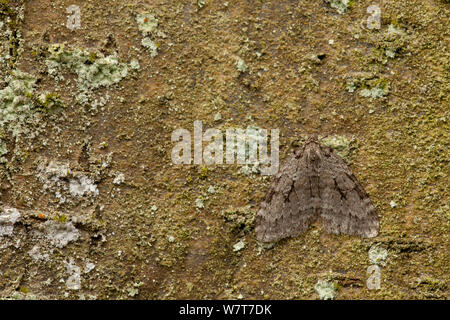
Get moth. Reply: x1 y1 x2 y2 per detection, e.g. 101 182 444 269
255 136 379 242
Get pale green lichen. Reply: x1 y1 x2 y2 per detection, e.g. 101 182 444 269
346 76 390 100
127 282 144 297
195 197 204 209
236 58 247 73
387 24 406 37
0 69 39 138
221 206 254 234
321 135 355 159
327 0 352 14
314 280 337 300
136 12 165 57
136 13 158 35
359 81 390 99
197 0 206 8
385 49 396 59
45 44 130 101
141 37 158 58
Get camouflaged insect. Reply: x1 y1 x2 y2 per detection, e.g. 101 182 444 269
255 136 379 242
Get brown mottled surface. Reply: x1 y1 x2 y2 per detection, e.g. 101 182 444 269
0 0 448 299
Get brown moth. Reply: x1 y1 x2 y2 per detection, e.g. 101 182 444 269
255 136 379 242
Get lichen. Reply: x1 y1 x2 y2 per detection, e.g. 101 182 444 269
45 44 131 102
69 175 99 198
236 58 247 73
321 135 356 160
314 280 337 300
0 69 39 138
326 0 352 14
41 220 80 248
368 244 388 266
136 12 165 57
65 258 81 290
141 37 158 58
113 173 125 185
135 13 158 35
233 240 245 252
346 75 390 100
0 207 21 237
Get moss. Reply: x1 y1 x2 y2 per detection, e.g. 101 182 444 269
18 286 29 294
221 206 255 234
56 214 68 224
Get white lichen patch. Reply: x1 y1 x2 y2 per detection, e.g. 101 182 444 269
385 49 396 59
368 244 388 266
130 59 140 70
28 245 50 262
84 261 95 274
0 207 21 237
113 173 125 185
36 158 100 203
39 159 71 182
42 220 80 248
236 58 247 73
233 240 246 252
314 280 337 300
69 175 98 198
207 186 216 194
195 198 204 209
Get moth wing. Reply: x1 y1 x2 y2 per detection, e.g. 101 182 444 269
255 150 316 242
318 147 379 238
